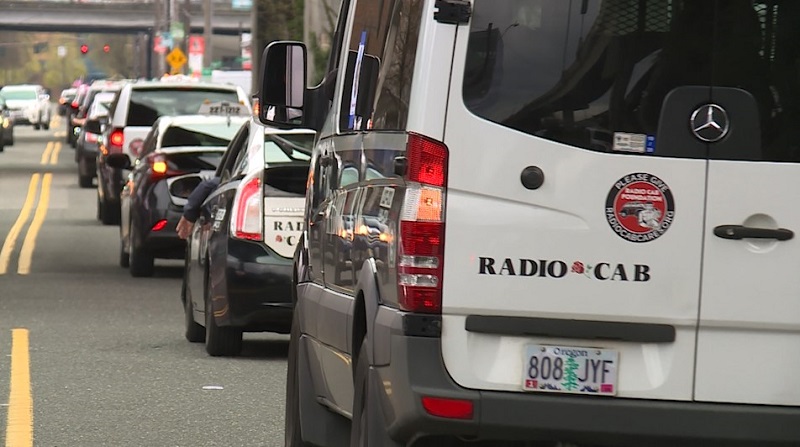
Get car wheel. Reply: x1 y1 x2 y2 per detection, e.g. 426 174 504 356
101 200 120 225
204 275 243 356
33 123 40 130
350 339 400 447
184 291 205 343
285 312 311 447
43 121 50 131
129 220 154 277
78 158 93 188
119 231 129 268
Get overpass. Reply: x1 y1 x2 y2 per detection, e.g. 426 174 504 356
0 0 252 36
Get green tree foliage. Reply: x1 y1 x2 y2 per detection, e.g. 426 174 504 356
562 356 580 391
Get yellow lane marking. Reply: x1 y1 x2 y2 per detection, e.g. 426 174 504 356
5 328 33 447
49 142 62 165
18 173 52 275
39 142 53 165
0 175 40 275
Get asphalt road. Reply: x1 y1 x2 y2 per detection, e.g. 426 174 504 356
0 117 289 447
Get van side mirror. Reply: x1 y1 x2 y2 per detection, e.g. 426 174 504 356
258 41 307 128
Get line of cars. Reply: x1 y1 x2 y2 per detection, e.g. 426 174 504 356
70 75 315 357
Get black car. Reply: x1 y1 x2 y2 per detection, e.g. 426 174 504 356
75 90 117 188
0 96 13 151
107 114 249 277
182 119 315 356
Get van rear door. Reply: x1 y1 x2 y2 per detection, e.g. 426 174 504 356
440 0 708 400
694 2 800 407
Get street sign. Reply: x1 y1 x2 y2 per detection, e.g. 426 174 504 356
166 48 188 74
170 22 185 41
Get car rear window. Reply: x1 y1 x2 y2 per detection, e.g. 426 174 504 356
1 89 37 100
161 121 244 148
264 133 314 163
126 88 241 127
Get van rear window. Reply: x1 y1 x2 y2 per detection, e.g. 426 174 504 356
126 88 240 127
463 0 800 163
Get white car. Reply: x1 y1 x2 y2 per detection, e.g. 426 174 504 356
0 84 51 130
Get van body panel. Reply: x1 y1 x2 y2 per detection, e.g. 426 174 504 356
695 161 800 406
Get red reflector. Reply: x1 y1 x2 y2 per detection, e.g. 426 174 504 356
406 133 448 187
400 221 443 257
151 220 168 232
421 397 473 420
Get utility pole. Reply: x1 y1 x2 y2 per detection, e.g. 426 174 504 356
155 0 165 76
203 0 213 69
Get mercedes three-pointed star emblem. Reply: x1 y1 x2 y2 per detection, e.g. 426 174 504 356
690 104 729 143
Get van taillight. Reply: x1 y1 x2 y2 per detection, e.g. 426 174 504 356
108 129 124 153
397 133 448 314
231 174 263 241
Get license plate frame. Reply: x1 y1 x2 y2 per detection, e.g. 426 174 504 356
522 344 618 396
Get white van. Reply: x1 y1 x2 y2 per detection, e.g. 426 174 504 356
257 1 800 446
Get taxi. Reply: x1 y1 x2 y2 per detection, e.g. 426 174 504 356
106 105 250 277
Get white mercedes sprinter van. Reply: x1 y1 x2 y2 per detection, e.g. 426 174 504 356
257 1 800 445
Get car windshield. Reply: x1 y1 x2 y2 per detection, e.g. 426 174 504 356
127 88 242 127
1 89 37 100
161 120 245 148
264 133 314 163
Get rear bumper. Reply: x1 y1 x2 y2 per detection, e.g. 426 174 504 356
372 308 800 446
222 238 294 332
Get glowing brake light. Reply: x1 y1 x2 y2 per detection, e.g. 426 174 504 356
106 128 124 155
396 133 449 314
231 174 263 241
152 159 168 174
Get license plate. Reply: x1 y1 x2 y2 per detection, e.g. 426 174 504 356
522 344 618 395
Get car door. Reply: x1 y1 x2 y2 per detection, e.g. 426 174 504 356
694 1 800 407
440 0 709 400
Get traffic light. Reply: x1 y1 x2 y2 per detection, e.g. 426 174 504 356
80 44 89 55
103 44 110 53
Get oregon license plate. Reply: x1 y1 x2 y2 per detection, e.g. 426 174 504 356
522 344 618 395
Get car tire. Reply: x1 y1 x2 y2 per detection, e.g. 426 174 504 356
101 200 120 225
129 221 154 277
351 339 401 447
204 275 243 356
79 158 93 188
119 233 129 268
184 293 205 343
43 121 49 131
33 124 40 130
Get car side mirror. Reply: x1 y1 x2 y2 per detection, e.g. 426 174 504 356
84 118 103 135
105 153 131 170
258 41 307 128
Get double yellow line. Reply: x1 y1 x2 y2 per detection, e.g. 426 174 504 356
40 141 62 166
5 328 33 447
0 141 58 275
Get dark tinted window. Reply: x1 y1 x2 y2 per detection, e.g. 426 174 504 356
166 151 225 172
161 121 244 148
463 0 800 163
126 88 241 127
341 0 424 131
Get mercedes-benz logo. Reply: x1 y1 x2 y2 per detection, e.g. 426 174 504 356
690 104 729 143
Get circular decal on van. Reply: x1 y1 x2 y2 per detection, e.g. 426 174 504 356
605 173 675 243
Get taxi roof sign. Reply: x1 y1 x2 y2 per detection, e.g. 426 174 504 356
198 101 250 117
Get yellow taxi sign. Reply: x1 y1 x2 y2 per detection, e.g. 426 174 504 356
166 48 188 72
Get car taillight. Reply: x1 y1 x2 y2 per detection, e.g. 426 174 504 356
86 132 98 143
397 133 448 314
231 174 263 241
147 154 183 181
70 101 80 110
108 128 124 153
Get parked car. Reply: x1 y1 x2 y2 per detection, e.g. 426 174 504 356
263 0 800 445
106 113 250 277
75 91 116 188
96 79 250 225
58 88 77 116
181 118 315 356
0 96 14 151
0 84 51 130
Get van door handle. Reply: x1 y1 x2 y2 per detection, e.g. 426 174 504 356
713 225 794 241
